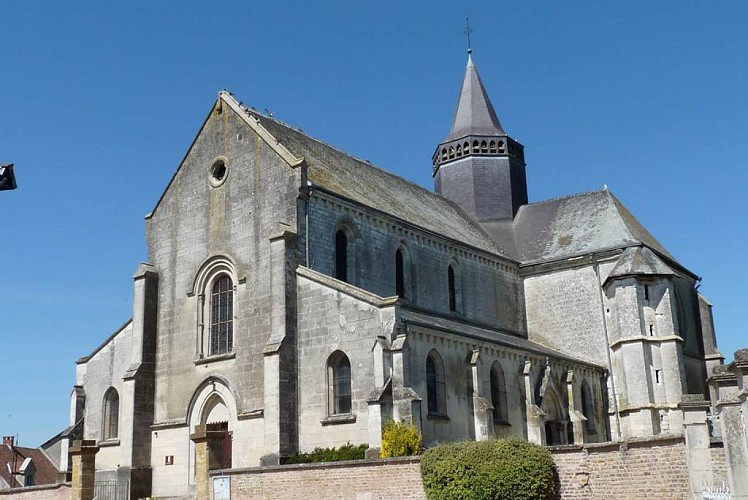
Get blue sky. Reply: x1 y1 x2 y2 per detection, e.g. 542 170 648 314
1 1 746 446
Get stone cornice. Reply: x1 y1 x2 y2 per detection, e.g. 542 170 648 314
609 335 684 350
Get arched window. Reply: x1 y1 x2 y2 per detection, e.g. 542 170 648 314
581 380 595 431
103 388 119 440
327 351 352 415
335 230 348 282
448 265 457 312
490 363 508 423
210 275 234 355
426 350 446 416
395 248 405 298
192 256 237 360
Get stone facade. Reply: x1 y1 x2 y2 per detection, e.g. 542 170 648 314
66 54 729 498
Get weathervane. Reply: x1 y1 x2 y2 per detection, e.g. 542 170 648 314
464 16 473 54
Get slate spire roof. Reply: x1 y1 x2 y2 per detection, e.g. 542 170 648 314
445 53 506 141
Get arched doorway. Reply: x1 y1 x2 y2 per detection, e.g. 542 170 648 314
540 389 567 445
200 394 232 469
187 378 237 484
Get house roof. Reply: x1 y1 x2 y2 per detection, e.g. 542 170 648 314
227 95 506 256
482 188 680 266
222 93 685 272
0 443 59 487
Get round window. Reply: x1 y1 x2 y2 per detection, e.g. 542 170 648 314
209 157 229 187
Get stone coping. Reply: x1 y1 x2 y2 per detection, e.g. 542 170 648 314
297 266 399 308
211 455 422 475
0 482 71 495
548 434 685 454
210 435 689 476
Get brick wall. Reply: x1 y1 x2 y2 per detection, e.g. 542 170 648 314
0 483 70 500
214 457 426 500
550 436 691 499
710 443 728 488
211 436 723 499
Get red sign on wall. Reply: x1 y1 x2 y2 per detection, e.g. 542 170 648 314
165 455 174 466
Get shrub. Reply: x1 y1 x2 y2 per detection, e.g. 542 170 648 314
380 420 422 458
419 438 555 500
282 442 367 464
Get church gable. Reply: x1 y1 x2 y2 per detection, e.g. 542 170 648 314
144 93 304 424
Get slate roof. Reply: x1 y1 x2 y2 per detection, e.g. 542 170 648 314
0 443 59 487
402 308 604 370
224 93 682 270
444 54 506 141
249 106 506 255
605 246 677 284
482 189 677 265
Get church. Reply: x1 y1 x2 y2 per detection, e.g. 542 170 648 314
65 51 723 498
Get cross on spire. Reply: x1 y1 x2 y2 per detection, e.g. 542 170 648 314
464 17 473 54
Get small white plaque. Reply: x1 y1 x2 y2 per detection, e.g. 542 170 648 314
213 476 230 500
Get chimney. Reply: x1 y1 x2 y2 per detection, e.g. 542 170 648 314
3 436 14 448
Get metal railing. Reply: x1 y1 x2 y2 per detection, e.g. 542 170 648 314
703 483 730 500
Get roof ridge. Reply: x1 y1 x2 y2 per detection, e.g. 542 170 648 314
523 187 608 208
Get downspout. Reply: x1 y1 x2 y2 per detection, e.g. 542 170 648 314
305 181 313 267
594 260 622 440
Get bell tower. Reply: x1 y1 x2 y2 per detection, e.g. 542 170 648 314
433 52 527 221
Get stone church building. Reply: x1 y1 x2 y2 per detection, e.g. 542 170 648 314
68 53 723 498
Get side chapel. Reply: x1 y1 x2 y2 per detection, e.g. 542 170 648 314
66 51 723 498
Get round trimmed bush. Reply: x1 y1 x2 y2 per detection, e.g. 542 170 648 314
420 438 555 500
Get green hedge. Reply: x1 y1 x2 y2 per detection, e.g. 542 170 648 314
420 438 555 500
281 443 367 464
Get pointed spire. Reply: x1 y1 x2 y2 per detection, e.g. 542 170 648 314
445 53 505 141
432 51 527 221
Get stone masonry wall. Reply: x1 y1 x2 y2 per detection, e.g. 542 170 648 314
307 192 525 335
711 444 729 489
211 436 713 500
524 263 614 367
551 436 691 499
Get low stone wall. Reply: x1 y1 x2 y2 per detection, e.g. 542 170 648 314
550 436 691 499
210 436 721 499
0 483 71 500
213 457 426 500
